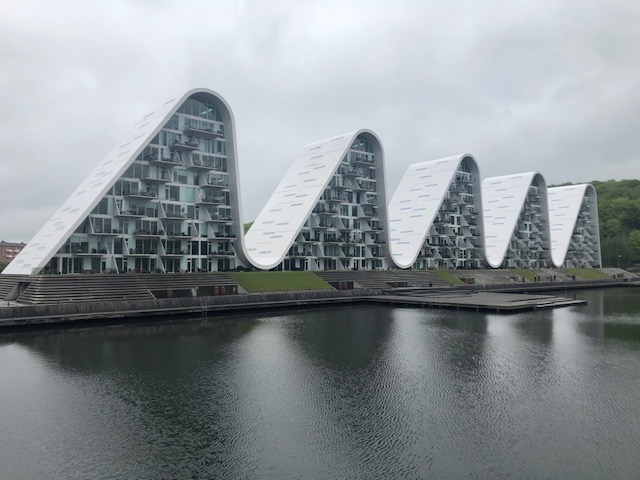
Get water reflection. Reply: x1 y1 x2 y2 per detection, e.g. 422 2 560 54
0 288 639 478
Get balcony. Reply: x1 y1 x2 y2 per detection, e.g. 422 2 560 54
208 250 234 257
123 189 157 199
164 250 187 256
358 208 377 218
116 209 145 218
145 154 181 167
164 213 189 221
165 231 192 238
288 250 311 257
208 215 233 223
323 236 344 244
169 140 199 151
351 181 368 191
314 206 338 215
350 155 374 166
144 172 172 183
133 230 162 237
315 222 334 229
202 179 229 188
211 232 236 239
74 248 108 256
197 194 227 205
127 249 158 256
183 125 223 139
189 155 218 171
92 228 119 236
340 168 361 177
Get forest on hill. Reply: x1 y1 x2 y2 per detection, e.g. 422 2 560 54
591 179 640 269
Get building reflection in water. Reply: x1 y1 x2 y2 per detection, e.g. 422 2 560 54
1 289 640 478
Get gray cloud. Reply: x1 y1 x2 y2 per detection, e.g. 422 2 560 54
1 0 638 242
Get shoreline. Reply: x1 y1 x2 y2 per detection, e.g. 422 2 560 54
1 277 638 332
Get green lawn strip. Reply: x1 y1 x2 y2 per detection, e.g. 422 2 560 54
564 268 611 280
510 269 538 282
228 271 333 293
430 270 464 285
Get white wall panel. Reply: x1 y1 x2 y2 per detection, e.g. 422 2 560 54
388 155 478 268
243 131 370 270
482 172 538 268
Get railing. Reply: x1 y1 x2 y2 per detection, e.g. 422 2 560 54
169 140 199 150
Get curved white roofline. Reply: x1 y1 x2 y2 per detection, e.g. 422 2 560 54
547 184 600 267
4 88 245 275
482 171 548 268
388 154 481 268
242 129 388 270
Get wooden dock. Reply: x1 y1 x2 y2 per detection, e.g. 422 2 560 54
370 291 586 312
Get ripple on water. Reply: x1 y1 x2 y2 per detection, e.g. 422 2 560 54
1 291 640 478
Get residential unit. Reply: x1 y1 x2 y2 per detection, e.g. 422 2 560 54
548 184 602 268
244 130 390 271
0 241 26 263
482 172 551 269
388 154 484 269
3 88 245 275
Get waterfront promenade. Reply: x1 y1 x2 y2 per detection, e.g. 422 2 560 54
0 268 637 330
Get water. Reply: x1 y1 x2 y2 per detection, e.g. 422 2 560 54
1 288 640 479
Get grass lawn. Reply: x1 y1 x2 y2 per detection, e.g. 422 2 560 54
564 268 611 280
228 271 333 292
510 269 538 282
430 270 464 285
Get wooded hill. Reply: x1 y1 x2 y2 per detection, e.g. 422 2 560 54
591 179 640 269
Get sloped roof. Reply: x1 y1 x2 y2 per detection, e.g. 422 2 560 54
243 129 386 270
482 172 544 268
388 154 479 268
3 88 238 275
547 184 597 266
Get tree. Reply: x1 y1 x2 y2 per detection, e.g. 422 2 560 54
593 179 640 268
601 236 636 269
629 230 640 255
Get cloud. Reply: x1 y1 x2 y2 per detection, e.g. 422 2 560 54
0 0 638 242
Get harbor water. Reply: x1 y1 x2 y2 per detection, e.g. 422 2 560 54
1 287 639 478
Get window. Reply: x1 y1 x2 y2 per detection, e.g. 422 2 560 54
92 198 109 215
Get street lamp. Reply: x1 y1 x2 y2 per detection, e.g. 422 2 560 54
618 254 622 269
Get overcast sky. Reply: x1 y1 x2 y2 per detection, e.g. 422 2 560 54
1 0 639 242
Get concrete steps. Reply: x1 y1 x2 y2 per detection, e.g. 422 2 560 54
315 270 450 289
13 273 240 305
0 275 28 301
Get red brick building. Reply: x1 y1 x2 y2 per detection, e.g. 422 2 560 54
0 241 26 263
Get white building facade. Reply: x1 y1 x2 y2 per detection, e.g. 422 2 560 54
482 172 551 269
548 184 602 268
244 130 390 271
4 89 245 275
388 155 484 269
3 88 605 276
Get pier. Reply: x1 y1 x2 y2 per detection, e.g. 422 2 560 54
371 290 586 312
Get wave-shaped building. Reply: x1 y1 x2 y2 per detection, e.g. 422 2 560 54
547 184 602 268
244 130 390 271
482 172 551 269
3 88 245 275
387 155 483 269
3 87 603 276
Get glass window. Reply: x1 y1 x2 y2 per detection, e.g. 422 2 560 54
164 115 179 130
